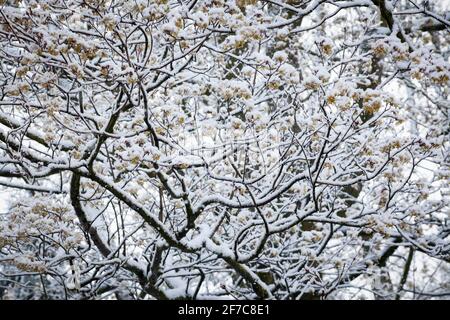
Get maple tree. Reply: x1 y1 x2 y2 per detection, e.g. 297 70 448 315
0 0 449 300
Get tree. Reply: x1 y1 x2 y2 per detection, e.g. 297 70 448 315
0 0 448 300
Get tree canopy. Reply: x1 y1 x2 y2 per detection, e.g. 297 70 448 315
0 0 449 300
